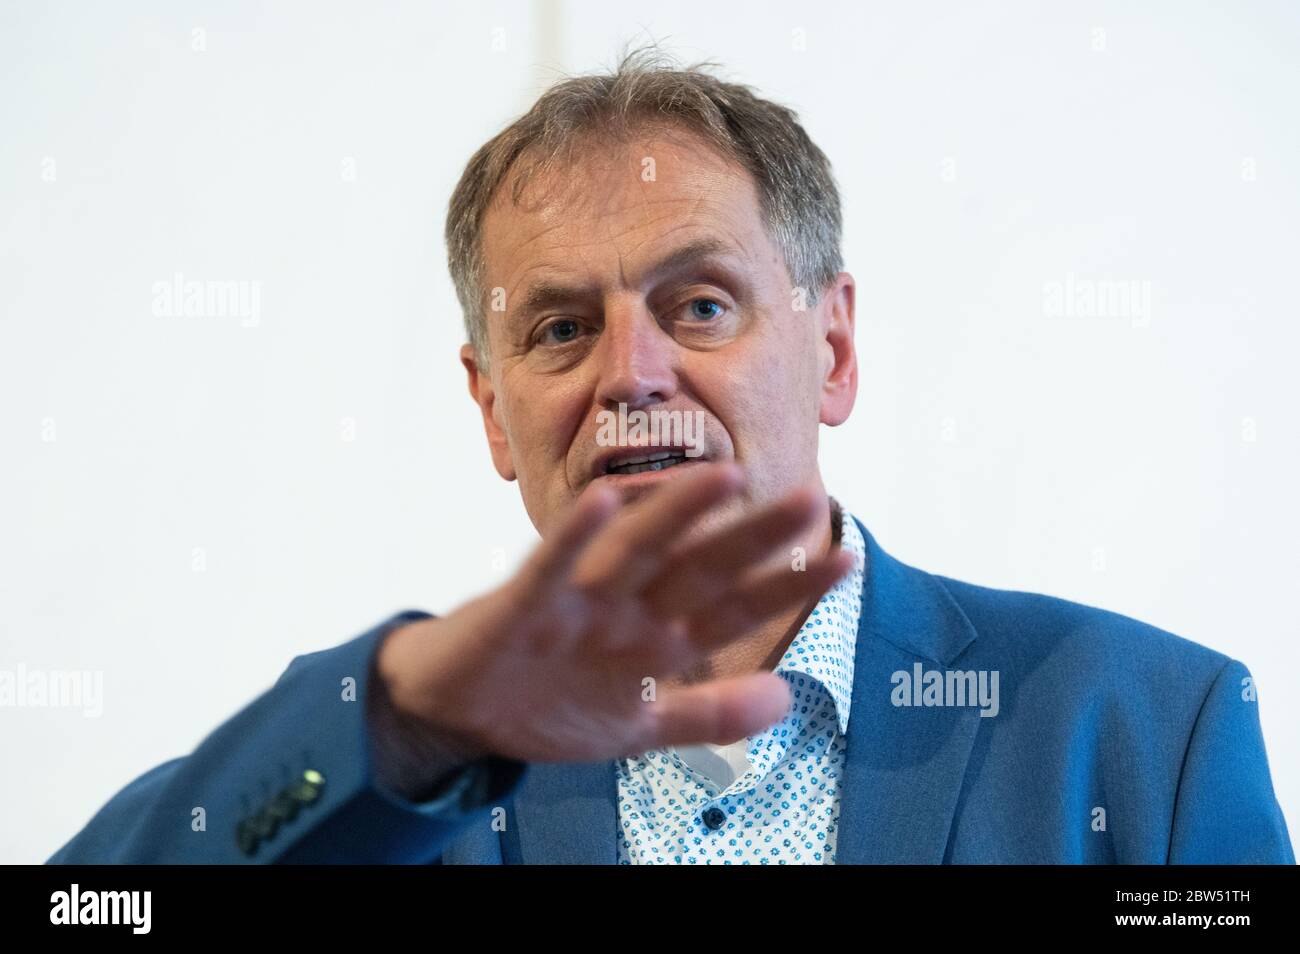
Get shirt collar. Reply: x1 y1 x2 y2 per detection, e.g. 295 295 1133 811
768 496 865 737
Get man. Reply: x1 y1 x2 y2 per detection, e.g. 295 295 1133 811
48 49 1293 865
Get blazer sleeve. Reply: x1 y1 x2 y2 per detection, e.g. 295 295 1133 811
1167 657 1295 864
45 610 528 864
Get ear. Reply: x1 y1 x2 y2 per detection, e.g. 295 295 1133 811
460 343 517 481
818 272 858 427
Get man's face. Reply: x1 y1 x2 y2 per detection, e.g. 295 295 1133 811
462 123 856 540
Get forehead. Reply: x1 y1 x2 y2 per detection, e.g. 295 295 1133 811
480 124 769 281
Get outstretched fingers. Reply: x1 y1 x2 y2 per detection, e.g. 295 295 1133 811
568 462 745 597
685 548 857 656
632 671 794 752
643 482 826 620
513 482 622 600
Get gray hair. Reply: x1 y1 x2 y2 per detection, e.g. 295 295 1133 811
445 44 843 370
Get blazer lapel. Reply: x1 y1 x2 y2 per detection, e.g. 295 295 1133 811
834 518 983 863
507 759 618 864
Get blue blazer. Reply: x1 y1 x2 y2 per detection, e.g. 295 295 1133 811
48 518 1294 864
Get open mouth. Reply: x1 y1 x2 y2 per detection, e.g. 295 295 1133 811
604 450 691 476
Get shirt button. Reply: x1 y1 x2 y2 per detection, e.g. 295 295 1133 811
701 806 726 830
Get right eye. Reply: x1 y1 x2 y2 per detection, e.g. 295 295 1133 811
535 318 583 346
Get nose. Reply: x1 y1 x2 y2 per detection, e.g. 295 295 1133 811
593 298 678 412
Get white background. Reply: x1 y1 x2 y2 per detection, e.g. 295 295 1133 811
2 0 1296 863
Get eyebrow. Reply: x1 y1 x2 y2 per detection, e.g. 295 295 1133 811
509 237 743 326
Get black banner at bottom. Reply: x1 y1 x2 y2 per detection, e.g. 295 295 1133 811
4 864 1295 939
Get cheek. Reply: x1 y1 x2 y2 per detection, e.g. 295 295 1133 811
499 378 553 440
708 339 810 446
753 335 826 469
755 319 820 402
501 377 589 475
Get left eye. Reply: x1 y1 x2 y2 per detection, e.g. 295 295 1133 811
685 298 724 321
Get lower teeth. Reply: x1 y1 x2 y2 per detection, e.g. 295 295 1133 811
613 457 685 475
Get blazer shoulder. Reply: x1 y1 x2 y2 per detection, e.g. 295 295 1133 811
931 572 1233 689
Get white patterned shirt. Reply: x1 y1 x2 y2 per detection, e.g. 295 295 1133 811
615 500 866 864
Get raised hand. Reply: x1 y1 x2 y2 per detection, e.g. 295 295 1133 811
371 463 853 786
